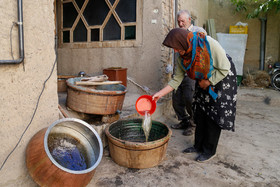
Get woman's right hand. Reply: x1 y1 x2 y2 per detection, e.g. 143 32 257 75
152 92 163 102
152 85 174 102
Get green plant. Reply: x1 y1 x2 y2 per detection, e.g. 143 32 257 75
230 0 280 18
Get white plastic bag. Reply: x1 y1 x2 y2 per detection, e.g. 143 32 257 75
235 21 248 26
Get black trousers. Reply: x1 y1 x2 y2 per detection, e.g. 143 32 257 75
172 75 195 123
194 107 221 155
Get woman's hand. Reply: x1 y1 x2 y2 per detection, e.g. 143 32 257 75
199 79 211 90
152 92 163 102
152 85 174 102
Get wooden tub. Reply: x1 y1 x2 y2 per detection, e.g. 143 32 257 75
105 119 172 169
66 77 127 115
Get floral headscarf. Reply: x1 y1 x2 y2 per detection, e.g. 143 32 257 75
163 28 217 99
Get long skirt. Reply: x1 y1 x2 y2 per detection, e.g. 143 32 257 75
192 55 237 131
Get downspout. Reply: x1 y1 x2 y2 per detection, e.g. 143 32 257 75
0 0 24 64
259 17 266 70
175 0 178 27
172 0 178 72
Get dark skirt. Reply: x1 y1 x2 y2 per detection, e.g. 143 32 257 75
193 55 237 131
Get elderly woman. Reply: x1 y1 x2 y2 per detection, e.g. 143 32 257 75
153 28 237 162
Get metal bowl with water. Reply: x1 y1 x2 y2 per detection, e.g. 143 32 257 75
26 118 103 186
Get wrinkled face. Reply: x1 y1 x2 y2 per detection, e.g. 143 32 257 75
177 14 191 29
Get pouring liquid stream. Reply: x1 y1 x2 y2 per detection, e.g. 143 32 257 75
142 111 152 142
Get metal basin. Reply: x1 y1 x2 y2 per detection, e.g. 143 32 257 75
26 118 103 186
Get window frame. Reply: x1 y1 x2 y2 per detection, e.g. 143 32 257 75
57 0 143 48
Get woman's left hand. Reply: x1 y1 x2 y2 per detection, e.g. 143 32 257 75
199 79 211 90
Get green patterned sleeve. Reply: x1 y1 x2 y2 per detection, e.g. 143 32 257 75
207 36 230 85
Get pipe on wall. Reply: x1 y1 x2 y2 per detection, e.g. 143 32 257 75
175 0 178 27
0 0 24 64
259 17 267 70
172 0 178 68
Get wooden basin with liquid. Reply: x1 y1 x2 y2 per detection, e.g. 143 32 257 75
105 119 172 169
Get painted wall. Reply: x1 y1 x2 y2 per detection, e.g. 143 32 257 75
180 0 209 29
0 0 58 185
208 0 280 73
266 11 280 64
57 0 165 94
57 0 209 95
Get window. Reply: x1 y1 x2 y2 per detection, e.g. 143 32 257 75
57 0 142 48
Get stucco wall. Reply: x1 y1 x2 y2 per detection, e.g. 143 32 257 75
57 0 209 94
0 0 58 185
179 0 209 29
57 0 165 93
208 0 280 73
266 11 280 63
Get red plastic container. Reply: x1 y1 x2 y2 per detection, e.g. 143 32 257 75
135 95 156 116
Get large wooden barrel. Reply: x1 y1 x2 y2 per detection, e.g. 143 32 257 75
26 118 103 186
105 119 172 169
66 77 127 115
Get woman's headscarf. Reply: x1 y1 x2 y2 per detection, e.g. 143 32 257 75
163 28 190 52
163 28 217 99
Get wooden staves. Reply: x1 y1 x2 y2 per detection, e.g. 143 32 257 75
75 81 122 86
